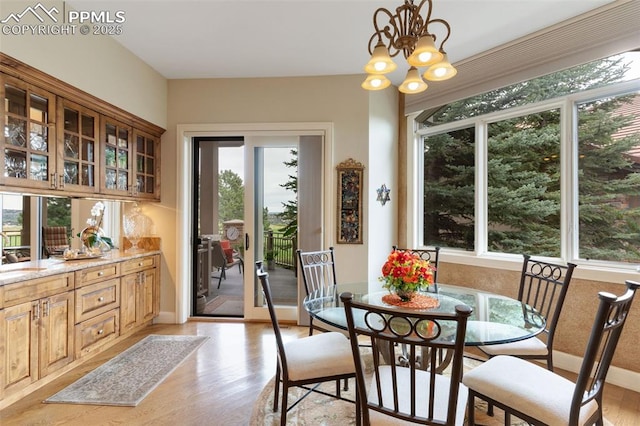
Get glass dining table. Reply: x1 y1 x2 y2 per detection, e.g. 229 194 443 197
303 282 546 346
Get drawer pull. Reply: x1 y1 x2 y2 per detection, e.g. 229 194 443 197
97 329 104 335
98 271 104 276
98 297 104 302
138 262 143 266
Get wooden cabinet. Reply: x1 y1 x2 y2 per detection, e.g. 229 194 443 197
100 116 133 198
0 253 159 407
56 98 100 194
120 255 159 335
133 129 161 200
0 74 57 190
0 275 74 399
73 264 121 358
0 53 164 201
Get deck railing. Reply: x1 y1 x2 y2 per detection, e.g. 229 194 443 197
264 230 297 270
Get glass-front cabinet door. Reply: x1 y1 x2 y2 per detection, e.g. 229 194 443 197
0 75 56 189
57 99 99 193
133 129 160 200
101 116 132 197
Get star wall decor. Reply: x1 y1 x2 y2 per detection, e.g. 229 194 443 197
377 184 391 206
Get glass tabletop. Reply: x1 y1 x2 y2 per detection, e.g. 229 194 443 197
303 283 545 346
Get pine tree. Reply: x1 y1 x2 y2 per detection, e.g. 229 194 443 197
423 56 640 261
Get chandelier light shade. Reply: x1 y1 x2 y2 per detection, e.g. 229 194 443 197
362 0 456 94
422 52 457 81
399 67 428 94
361 74 392 90
364 41 398 74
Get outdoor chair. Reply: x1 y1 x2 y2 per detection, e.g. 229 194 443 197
256 262 358 426
392 246 440 292
477 254 577 371
463 280 640 426
341 291 472 425
42 226 69 257
212 241 241 288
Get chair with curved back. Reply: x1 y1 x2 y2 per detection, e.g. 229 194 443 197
477 254 577 371
256 262 357 426
392 246 440 292
297 247 341 335
463 280 640 426
341 291 472 425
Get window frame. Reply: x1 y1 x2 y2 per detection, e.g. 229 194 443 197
408 78 640 273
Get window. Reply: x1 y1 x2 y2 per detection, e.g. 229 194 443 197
577 91 640 262
416 51 640 266
423 127 475 250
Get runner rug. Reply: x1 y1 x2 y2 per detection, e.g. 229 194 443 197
44 334 208 407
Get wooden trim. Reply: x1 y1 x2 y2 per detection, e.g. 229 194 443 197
0 53 164 137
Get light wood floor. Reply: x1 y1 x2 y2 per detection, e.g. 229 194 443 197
1 321 639 425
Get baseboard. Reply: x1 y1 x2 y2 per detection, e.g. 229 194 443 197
154 310 177 324
554 350 640 393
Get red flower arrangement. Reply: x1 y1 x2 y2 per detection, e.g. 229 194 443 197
380 250 435 301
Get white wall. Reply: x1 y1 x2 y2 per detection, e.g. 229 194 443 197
367 89 399 289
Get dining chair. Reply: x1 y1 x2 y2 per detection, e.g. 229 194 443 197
297 247 342 335
340 291 472 426
477 254 577 371
256 262 358 426
392 246 440 292
463 280 640 426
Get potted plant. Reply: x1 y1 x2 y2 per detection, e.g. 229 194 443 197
265 250 275 270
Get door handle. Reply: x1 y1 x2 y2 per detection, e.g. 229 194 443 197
245 233 250 250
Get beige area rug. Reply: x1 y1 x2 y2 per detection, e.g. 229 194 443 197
249 358 613 426
44 334 208 406
204 295 244 316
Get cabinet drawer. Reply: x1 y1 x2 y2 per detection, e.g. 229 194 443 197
75 278 120 323
2 273 74 308
121 255 157 274
75 309 119 358
75 263 120 287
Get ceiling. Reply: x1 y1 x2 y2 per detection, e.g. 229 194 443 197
67 0 615 85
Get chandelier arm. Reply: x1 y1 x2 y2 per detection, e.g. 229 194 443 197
426 18 451 51
370 7 402 57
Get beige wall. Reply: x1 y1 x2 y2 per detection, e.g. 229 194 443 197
160 76 397 315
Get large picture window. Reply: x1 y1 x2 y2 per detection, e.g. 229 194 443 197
416 51 640 266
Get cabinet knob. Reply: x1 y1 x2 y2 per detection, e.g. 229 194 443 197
138 262 143 266
98 297 104 302
97 329 104 335
98 271 104 276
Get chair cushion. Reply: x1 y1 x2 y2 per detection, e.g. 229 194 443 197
462 355 598 425
368 366 468 426
284 332 355 381
478 336 548 356
223 248 234 263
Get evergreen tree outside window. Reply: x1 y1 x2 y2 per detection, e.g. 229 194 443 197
417 50 640 265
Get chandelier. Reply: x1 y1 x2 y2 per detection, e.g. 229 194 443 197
362 0 457 94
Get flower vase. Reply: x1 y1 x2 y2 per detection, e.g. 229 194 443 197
395 289 416 302
80 226 106 254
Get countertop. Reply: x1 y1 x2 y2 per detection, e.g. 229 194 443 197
0 249 161 286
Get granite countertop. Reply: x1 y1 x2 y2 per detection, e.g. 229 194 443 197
0 249 161 286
